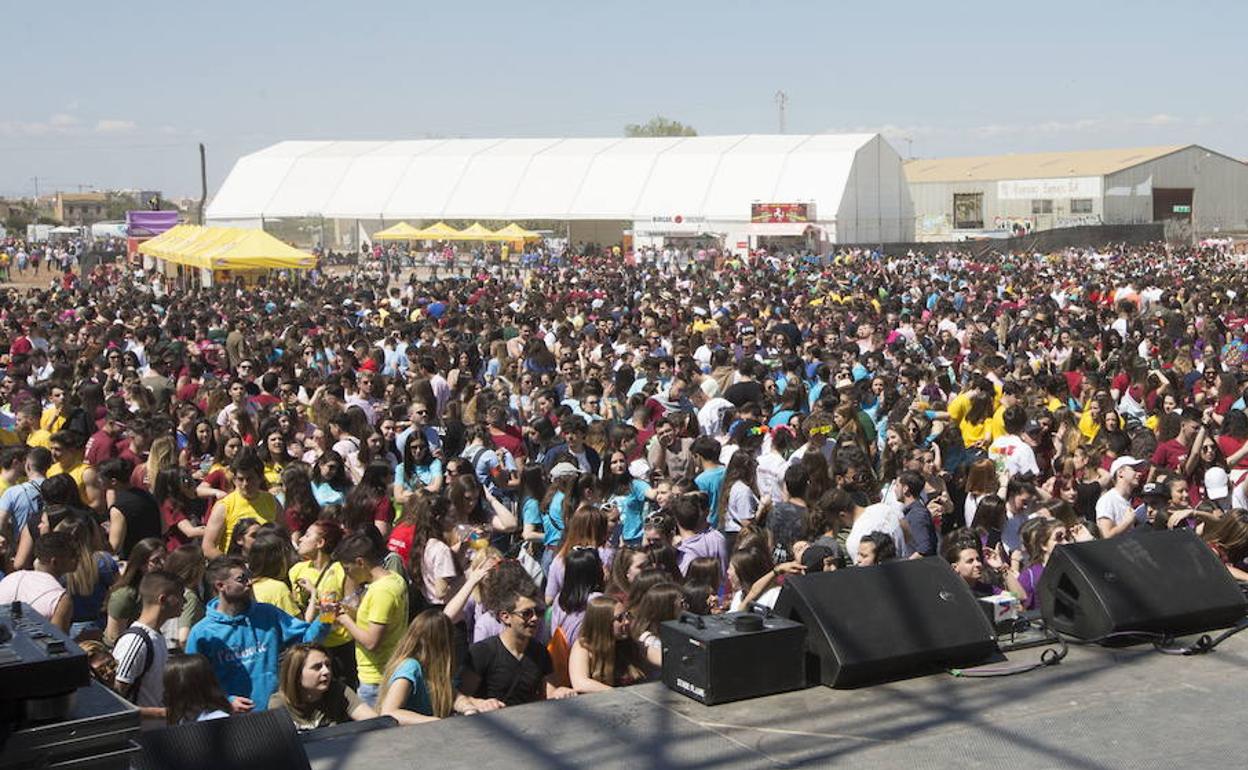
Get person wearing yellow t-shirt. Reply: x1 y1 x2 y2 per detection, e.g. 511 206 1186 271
48 429 94 504
14 403 50 448
40 384 68 433
932 378 996 450
335 533 408 708
289 520 356 683
0 447 26 495
1077 399 1103 444
691 317 717 334
985 383 1024 442
202 453 280 559
249 530 303 616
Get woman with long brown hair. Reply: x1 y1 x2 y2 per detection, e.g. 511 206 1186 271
962 458 1000 528
545 504 610 605
388 492 458 612
717 450 760 537
630 581 686 670
568 595 645 692
163 654 231 725
448 471 517 535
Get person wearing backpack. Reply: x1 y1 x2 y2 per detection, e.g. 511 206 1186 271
112 570 185 721
0 446 50 569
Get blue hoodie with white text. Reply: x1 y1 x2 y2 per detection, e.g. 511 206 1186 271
186 598 327 709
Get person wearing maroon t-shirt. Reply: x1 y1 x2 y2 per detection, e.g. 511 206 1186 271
1149 408 1201 481
486 405 526 462
85 410 127 467
250 372 283 411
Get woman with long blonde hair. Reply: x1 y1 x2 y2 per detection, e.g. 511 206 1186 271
142 435 177 492
376 609 458 723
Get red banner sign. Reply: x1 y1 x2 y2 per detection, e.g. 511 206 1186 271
751 203 813 224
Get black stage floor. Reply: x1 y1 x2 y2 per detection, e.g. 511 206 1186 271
304 633 1248 769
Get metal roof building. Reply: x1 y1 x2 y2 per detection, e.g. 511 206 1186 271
904 144 1248 241
206 134 916 247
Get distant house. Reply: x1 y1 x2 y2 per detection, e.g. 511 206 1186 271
53 192 109 226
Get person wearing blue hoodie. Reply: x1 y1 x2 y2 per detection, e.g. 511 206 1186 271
186 555 329 712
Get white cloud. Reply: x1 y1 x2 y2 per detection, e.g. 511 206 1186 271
95 119 137 133
1034 118 1101 133
972 123 1016 138
972 114 1188 138
0 114 78 137
821 123 938 140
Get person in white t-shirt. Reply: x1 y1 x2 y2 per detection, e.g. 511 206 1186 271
1096 456 1145 538
988 406 1041 479
818 488 909 564
113 570 185 721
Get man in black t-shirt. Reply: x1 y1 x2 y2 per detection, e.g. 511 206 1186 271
723 360 766 408
461 584 577 707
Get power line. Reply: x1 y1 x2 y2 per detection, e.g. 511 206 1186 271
0 141 191 152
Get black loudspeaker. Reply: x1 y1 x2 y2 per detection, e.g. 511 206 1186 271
660 609 806 704
1038 529 1248 641
133 708 310 770
773 557 998 688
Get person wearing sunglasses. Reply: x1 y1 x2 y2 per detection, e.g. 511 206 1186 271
186 555 329 714
459 582 577 708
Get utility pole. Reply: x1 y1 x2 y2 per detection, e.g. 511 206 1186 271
774 90 788 134
31 176 39 199
198 143 207 225
903 137 914 160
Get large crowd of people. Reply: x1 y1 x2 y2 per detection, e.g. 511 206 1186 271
0 234 1247 733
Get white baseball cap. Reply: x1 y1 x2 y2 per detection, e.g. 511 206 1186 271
1108 456 1146 477
1205 466 1231 500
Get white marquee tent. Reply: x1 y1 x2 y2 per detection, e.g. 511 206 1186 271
206 133 915 245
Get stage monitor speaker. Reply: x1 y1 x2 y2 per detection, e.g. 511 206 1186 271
132 708 310 770
773 557 998 688
660 609 806 705
1038 529 1247 641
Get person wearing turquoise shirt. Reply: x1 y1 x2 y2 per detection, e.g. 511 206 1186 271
601 450 657 546
691 436 727 528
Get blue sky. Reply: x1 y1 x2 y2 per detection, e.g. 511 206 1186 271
2 0 1244 198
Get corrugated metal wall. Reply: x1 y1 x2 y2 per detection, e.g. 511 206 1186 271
1104 147 1248 234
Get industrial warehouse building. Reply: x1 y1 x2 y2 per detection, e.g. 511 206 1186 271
205 134 916 251
905 145 1248 241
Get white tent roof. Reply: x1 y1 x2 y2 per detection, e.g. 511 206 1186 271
206 134 879 223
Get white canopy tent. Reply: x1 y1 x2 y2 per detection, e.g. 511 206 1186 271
207 134 915 244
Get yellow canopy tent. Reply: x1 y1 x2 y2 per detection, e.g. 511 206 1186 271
409 221 463 240
494 223 542 242
372 222 424 241
139 225 318 271
450 222 501 241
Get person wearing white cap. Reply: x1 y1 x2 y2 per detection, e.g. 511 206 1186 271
1204 466 1232 513
1096 456 1146 538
